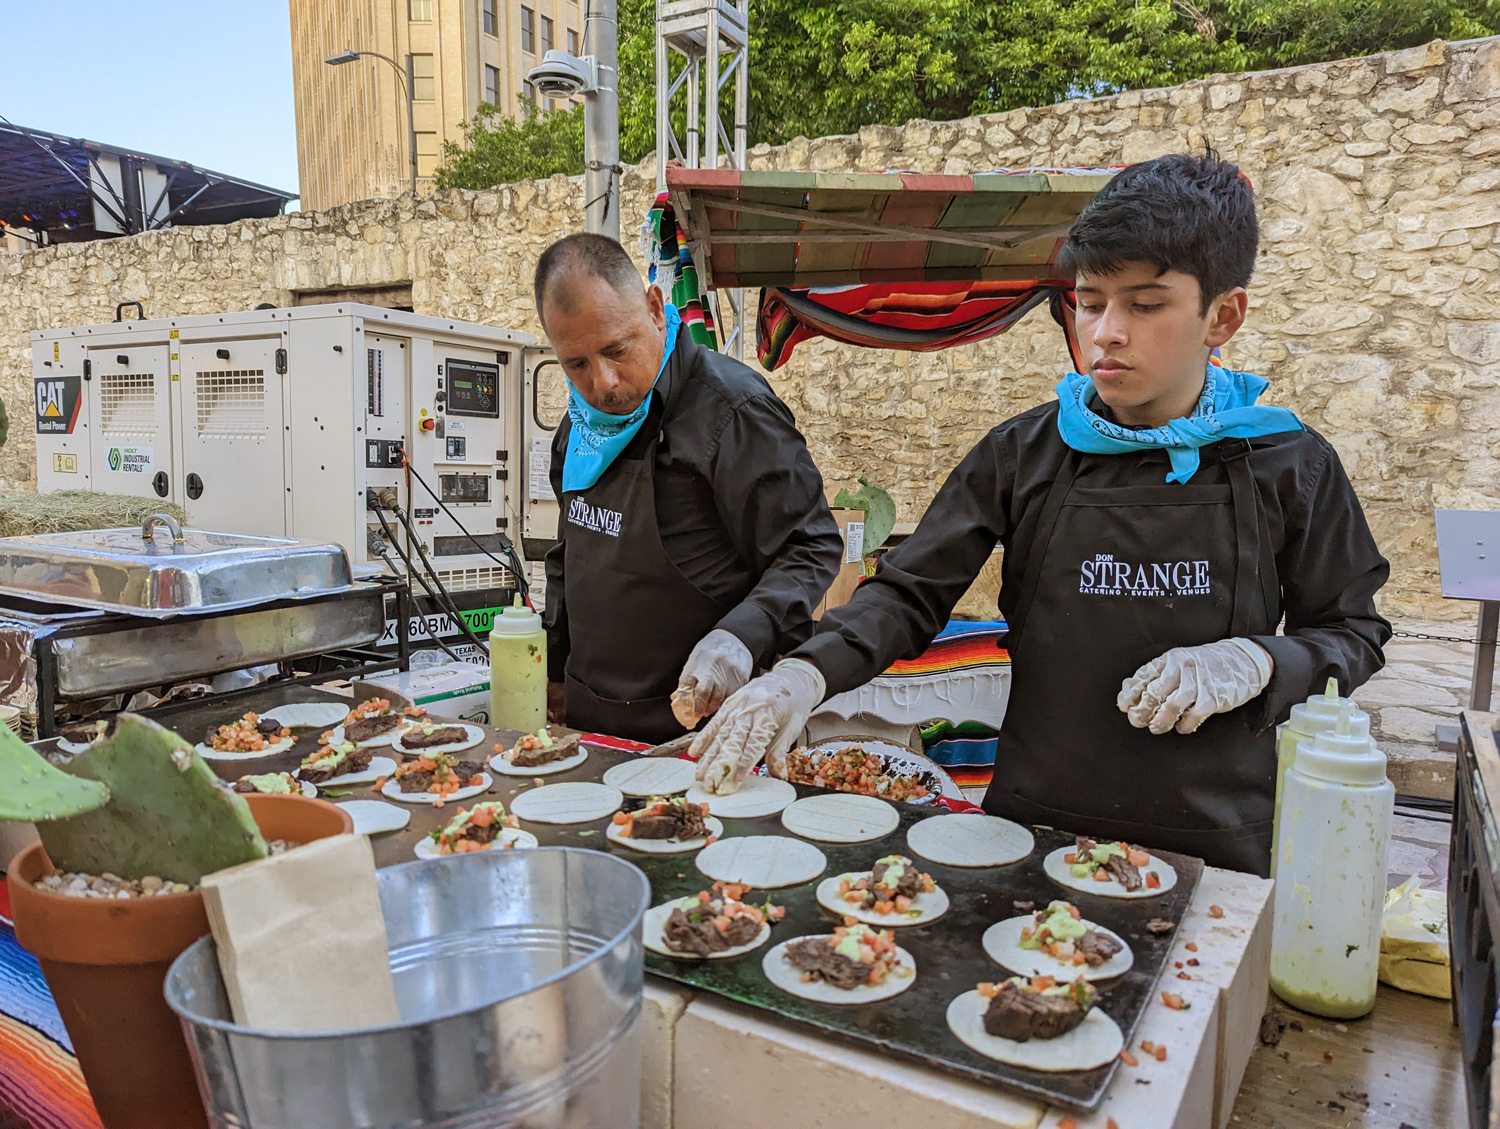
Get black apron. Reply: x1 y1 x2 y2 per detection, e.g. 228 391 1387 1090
560 430 736 745
984 438 1280 876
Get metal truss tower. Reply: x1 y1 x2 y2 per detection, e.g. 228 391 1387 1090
655 0 749 360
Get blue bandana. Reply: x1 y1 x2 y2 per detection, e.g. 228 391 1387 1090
561 303 681 493
1055 364 1302 484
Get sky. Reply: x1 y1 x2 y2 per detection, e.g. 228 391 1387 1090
1 0 301 206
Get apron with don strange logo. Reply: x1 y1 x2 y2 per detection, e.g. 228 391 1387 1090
559 429 735 745
985 438 1280 875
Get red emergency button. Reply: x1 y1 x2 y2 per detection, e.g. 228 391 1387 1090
420 418 437 431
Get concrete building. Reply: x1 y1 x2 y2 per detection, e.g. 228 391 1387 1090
290 0 583 211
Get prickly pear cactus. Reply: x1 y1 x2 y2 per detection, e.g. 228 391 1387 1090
832 475 897 554
0 724 108 821
38 714 267 885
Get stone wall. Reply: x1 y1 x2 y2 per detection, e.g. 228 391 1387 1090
3 37 1498 619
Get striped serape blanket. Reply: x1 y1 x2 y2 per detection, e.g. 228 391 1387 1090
0 882 104 1129
904 620 1009 791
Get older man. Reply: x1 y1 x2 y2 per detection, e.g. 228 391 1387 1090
536 233 843 744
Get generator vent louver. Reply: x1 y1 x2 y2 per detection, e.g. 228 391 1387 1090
434 565 516 593
195 371 268 438
98 372 157 437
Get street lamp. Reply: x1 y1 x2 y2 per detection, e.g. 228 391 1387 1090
526 0 619 239
325 49 418 197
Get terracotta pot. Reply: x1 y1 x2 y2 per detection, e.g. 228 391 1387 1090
6 793 353 1129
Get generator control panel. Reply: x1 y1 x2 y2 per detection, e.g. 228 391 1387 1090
444 359 500 417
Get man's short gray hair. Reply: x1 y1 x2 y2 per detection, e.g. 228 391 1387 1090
534 233 645 317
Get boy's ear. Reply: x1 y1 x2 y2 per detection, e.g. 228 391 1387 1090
1204 287 1248 350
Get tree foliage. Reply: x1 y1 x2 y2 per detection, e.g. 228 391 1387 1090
436 0 1500 187
433 97 584 190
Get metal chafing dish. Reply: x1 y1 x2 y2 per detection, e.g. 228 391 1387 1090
0 514 361 617
0 515 410 736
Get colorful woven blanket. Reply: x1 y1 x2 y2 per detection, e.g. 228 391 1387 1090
0 883 103 1129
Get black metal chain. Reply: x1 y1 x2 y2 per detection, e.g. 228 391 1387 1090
1391 628 1480 645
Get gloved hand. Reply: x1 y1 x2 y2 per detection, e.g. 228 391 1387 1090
672 629 754 729
691 658 825 794
1117 638 1273 735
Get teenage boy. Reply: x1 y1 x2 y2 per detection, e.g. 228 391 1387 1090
689 153 1390 875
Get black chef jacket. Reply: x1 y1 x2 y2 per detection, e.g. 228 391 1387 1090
544 335 843 683
793 400 1390 872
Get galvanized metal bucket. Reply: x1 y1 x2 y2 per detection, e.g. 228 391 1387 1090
165 847 650 1129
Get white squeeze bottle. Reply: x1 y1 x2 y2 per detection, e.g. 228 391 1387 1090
488 595 547 733
1271 678 1369 879
1268 702 1393 1019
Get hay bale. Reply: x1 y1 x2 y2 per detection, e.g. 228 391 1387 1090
0 491 188 540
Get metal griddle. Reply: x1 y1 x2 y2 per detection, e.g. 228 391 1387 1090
142 692 1201 1114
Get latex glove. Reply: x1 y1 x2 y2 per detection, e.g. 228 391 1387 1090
672 629 754 729
691 658 825 794
1117 638 1273 736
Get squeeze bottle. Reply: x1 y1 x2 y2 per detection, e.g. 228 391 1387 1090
488 595 547 733
1271 678 1369 878
1268 703 1393 1019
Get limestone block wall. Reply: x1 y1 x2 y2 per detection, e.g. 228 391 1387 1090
2 37 1497 618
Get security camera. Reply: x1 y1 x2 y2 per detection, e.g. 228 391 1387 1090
527 50 597 98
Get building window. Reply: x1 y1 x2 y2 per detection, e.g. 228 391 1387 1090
567 29 578 54
415 132 440 178
408 0 432 20
521 7 535 53
483 0 497 36
411 53 435 101
484 65 499 106
541 16 553 54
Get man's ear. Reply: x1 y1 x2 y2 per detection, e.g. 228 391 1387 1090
645 283 668 332
1205 287 1248 350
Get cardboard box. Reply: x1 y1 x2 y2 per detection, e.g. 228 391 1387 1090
353 662 491 724
814 508 866 619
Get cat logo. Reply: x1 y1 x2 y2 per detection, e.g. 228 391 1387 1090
34 376 82 435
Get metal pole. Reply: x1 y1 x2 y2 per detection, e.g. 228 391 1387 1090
406 58 418 196
705 6 720 170
584 0 620 239
1472 600 1499 711
655 0 669 188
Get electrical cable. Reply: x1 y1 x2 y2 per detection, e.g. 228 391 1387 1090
368 514 468 664
386 501 492 659
374 501 482 661
400 455 532 606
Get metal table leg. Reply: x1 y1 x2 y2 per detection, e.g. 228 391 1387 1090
1472 600 1499 712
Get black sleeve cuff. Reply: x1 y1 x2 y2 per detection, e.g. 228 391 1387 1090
715 603 778 669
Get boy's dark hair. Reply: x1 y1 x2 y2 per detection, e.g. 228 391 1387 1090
534 232 643 317
1057 152 1257 314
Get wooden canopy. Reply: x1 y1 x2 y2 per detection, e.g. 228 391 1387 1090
664 167 1114 289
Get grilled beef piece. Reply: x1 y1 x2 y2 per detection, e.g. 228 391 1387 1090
663 907 762 956
1104 852 1143 892
453 820 500 847
869 858 924 899
510 734 581 768
400 725 470 749
1076 930 1124 966
255 716 283 736
345 713 402 743
397 768 436 793
233 779 259 793
631 802 708 841
1074 834 1098 857
297 746 374 785
397 759 481 794
784 938 869 990
983 985 1089 1042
